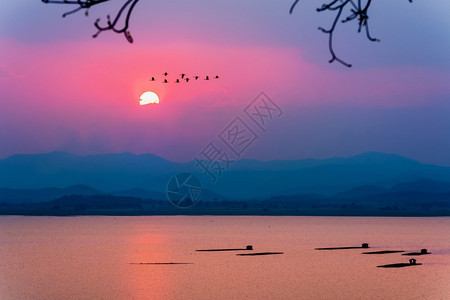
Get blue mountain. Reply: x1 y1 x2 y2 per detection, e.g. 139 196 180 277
1 151 449 199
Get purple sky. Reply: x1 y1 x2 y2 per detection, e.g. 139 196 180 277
1 0 449 165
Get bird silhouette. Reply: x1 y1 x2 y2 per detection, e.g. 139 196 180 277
156 73 217 83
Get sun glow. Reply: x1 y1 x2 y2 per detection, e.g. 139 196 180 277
139 91 159 105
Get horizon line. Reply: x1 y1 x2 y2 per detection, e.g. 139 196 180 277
1 150 449 167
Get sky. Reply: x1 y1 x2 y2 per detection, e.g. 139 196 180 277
0 0 449 165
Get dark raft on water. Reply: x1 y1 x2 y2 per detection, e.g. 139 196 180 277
237 252 284 256
402 249 431 256
315 243 369 250
362 250 405 254
196 245 254 252
377 259 422 268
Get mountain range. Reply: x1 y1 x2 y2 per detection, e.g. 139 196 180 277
1 151 450 200
1 151 449 215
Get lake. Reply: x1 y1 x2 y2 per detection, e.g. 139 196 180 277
0 216 449 299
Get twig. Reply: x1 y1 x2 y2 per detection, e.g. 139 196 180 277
290 0 413 67
41 0 141 43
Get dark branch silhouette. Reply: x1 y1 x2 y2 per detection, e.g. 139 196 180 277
290 0 413 67
42 0 413 66
42 0 109 17
41 0 140 43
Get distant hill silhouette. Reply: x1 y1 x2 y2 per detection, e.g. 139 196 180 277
0 185 101 204
3 191 446 216
0 185 227 204
334 185 387 198
0 152 184 192
390 179 450 193
109 187 226 202
335 179 450 198
210 153 450 198
45 194 144 210
1 152 450 200
108 188 166 200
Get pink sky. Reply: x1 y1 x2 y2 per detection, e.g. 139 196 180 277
1 1 449 165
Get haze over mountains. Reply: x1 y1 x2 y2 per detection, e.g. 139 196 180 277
1 152 449 215
1 151 450 201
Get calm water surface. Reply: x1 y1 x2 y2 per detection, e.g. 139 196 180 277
0 216 449 299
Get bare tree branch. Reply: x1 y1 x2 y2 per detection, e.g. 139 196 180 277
41 0 140 43
42 0 414 67
42 0 110 17
290 0 413 67
290 0 300 14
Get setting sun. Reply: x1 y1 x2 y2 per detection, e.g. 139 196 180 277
139 91 159 105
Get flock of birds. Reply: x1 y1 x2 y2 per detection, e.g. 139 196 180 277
150 73 220 84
